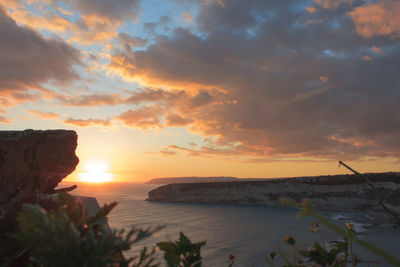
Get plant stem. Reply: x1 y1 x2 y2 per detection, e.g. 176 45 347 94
311 209 400 266
318 228 326 250
339 161 400 222
349 233 355 267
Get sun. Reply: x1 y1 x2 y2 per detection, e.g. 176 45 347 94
78 160 114 183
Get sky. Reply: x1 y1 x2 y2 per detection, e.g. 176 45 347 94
1 0 400 182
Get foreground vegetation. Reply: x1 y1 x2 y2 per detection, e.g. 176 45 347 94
1 190 399 267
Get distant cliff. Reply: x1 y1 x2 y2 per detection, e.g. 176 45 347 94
148 173 400 213
147 176 238 184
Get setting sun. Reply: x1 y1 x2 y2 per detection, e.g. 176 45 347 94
78 160 114 183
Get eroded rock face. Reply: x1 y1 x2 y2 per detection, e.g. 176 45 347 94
148 173 400 214
0 129 79 215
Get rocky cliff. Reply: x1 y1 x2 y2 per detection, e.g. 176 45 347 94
147 176 238 184
0 129 79 215
148 173 400 213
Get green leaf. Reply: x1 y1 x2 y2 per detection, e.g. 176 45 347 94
157 232 206 267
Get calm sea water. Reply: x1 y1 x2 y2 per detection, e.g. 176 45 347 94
60 182 399 266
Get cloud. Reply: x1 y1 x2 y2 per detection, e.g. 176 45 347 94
372 45 384 55
68 16 118 45
124 88 168 104
124 88 217 113
348 0 400 38
305 6 317 14
166 113 192 126
313 0 354 10
3 0 398 162
64 117 111 127
0 4 80 102
7 7 73 34
160 144 238 158
319 76 328 82
29 110 60 119
119 33 147 48
108 28 234 91
159 149 177 156
56 93 122 106
53 88 217 113
5 0 140 45
65 0 140 24
54 88 218 131
0 115 10 123
117 106 163 129
182 12 192 23
106 0 400 160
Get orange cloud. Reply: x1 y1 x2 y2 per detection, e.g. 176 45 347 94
313 0 353 10
0 115 10 123
29 110 60 119
348 0 400 38
182 12 192 23
0 5 80 105
319 76 328 82
50 89 218 137
117 106 163 129
160 144 247 158
166 113 192 126
64 117 111 127
372 45 384 55
107 44 226 92
2 0 398 162
217 0 226 7
159 149 177 156
104 1 400 161
7 8 72 34
56 93 122 106
4 1 125 45
67 15 118 45
305 6 317 14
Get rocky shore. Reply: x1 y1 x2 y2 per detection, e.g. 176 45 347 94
148 173 400 215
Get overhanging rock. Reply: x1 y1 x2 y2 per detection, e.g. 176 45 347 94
0 129 79 215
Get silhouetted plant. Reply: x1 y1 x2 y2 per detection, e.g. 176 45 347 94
157 232 206 267
0 192 160 267
227 254 235 267
276 198 400 267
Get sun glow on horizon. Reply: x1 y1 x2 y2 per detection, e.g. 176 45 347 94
78 160 114 183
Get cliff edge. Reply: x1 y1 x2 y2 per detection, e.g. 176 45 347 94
147 176 238 184
148 173 400 214
0 129 79 215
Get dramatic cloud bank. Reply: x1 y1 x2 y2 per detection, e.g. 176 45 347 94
109 0 400 160
0 4 80 106
2 0 400 162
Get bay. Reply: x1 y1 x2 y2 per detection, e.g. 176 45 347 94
61 182 400 266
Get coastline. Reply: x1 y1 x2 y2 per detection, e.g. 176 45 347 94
148 173 400 224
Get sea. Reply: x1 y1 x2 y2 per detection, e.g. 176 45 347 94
60 182 400 267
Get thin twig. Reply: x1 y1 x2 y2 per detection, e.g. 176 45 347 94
339 161 400 222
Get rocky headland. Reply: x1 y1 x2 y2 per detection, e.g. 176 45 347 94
148 173 400 215
147 176 239 184
0 129 79 215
